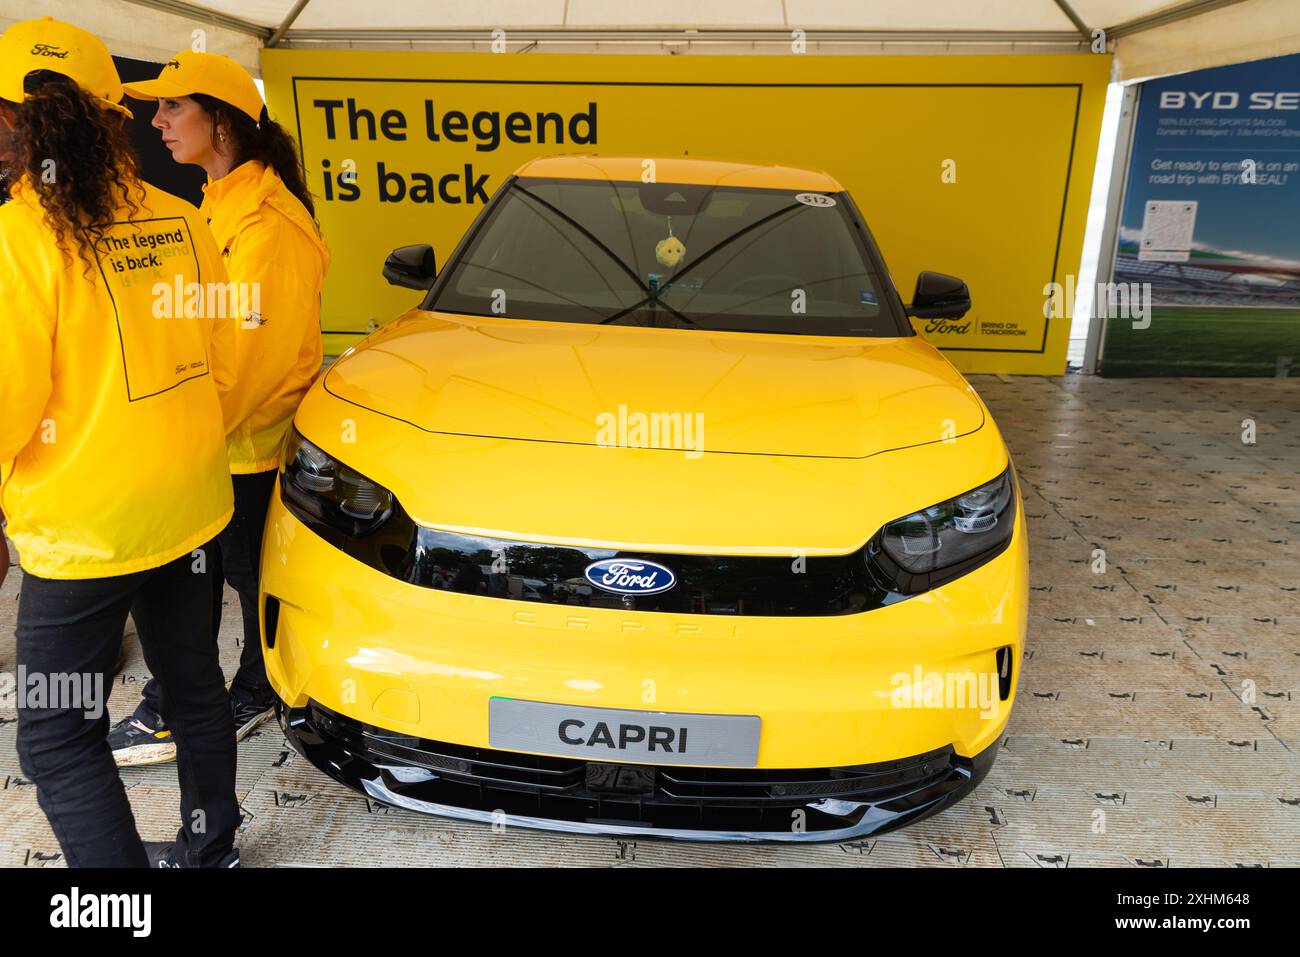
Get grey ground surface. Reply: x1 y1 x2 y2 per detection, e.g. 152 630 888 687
2 374 1298 866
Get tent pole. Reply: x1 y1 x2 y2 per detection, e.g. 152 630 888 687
1083 82 1140 376
267 0 312 48
1052 0 1094 42
115 0 269 39
1106 0 1248 39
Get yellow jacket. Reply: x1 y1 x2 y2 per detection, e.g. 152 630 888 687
201 161 329 473
0 177 237 579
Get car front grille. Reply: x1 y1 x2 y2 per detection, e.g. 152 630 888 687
290 486 905 616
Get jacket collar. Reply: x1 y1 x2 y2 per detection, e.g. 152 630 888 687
200 160 276 251
199 160 329 271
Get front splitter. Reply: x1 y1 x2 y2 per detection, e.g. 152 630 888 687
275 698 999 845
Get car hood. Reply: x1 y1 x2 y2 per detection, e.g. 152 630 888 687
324 311 984 459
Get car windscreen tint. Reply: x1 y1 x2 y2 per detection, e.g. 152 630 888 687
430 177 905 337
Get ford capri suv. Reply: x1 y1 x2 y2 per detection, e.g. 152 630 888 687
262 156 1028 843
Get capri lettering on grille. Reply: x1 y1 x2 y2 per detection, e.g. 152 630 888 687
583 558 676 596
558 719 689 753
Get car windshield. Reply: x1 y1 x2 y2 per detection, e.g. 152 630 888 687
429 176 906 337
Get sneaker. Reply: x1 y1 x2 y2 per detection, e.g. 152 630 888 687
144 840 240 869
231 695 275 742
108 702 176 767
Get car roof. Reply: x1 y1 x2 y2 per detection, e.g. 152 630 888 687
514 155 845 192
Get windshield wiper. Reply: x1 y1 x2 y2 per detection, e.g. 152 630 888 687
600 203 805 327
511 184 646 290
654 201 805 299
597 293 696 327
448 262 617 323
512 183 697 328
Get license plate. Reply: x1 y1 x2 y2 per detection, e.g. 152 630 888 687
489 698 761 767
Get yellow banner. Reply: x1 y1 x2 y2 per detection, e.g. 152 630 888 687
261 49 1110 373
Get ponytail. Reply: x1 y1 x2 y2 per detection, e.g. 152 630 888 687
192 93 316 219
253 107 315 218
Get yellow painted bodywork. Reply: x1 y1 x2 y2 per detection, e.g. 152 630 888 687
516 155 846 192
260 159 1029 769
324 313 988 471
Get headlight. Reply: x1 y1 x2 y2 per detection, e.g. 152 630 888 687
280 427 395 537
870 466 1016 592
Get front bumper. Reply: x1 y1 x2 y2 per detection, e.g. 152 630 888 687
277 697 1000 843
261 475 1027 839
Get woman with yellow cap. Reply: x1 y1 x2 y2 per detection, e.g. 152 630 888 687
0 17 241 867
107 50 330 764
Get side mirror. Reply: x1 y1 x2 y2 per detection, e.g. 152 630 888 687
906 271 971 319
383 244 437 289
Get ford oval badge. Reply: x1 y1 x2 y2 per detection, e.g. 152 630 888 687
584 558 677 596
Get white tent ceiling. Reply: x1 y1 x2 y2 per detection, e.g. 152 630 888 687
4 0 1299 80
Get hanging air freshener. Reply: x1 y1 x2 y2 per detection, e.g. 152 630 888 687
655 217 686 268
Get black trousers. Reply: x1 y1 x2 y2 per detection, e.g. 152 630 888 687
15 541 239 867
143 469 277 714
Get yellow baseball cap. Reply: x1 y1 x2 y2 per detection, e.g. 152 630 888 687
123 50 263 122
0 17 132 117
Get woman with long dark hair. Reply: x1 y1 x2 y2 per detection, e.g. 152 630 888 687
0 17 241 867
108 51 330 765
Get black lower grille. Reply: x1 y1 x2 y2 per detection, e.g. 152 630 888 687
293 701 986 838
292 492 897 616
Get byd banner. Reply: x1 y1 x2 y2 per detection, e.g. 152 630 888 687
1101 51 1300 377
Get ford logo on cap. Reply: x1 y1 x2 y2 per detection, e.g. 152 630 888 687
584 558 676 596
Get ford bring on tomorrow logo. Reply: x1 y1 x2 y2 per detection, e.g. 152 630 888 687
583 558 676 596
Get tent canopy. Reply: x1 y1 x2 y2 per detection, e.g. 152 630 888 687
3 0 1298 81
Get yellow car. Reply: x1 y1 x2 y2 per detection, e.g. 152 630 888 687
262 157 1027 842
